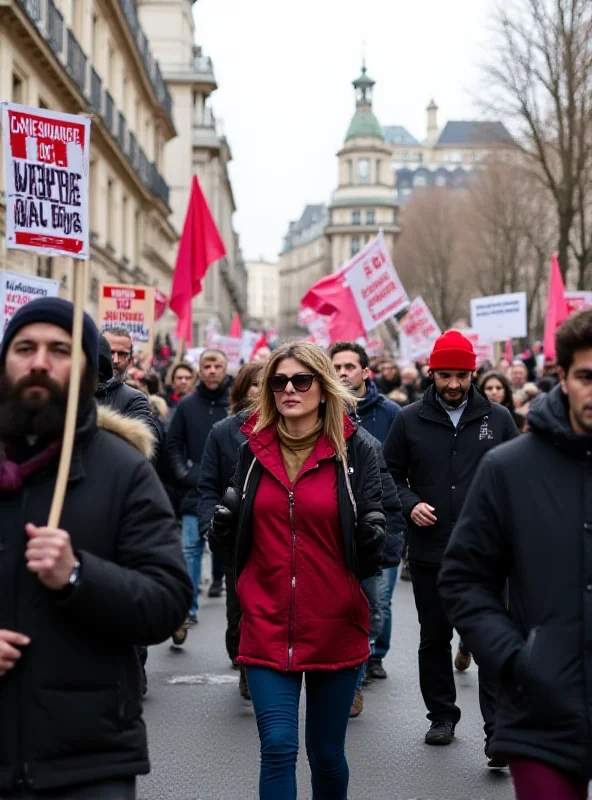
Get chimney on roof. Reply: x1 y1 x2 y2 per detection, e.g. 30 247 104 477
426 99 438 140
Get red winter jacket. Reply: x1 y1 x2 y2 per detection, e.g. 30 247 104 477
235 420 370 672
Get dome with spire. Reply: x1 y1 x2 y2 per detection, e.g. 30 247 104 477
345 64 384 142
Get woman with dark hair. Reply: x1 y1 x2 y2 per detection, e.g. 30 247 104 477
479 371 526 432
197 361 264 697
209 341 386 800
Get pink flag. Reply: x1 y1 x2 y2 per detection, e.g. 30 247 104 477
543 253 568 360
229 313 242 338
504 339 513 364
300 270 365 343
169 175 227 345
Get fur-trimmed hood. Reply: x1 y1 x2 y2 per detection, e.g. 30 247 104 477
96 405 155 459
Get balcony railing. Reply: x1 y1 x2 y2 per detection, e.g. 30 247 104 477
90 68 102 113
104 91 114 133
128 132 138 169
117 112 126 152
46 0 63 56
66 30 87 94
117 0 173 117
16 0 42 24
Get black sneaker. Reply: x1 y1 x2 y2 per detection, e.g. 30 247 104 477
485 744 508 769
367 659 388 679
208 580 224 598
425 721 456 746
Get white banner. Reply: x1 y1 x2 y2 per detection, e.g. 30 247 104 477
344 232 409 333
462 328 495 367
2 102 91 259
565 291 592 316
299 306 332 350
0 270 60 338
397 296 441 361
470 291 527 341
240 329 260 363
211 334 242 371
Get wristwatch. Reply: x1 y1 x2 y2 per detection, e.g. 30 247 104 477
67 559 81 587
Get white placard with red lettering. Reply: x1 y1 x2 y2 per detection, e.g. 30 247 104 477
398 296 442 361
462 328 495 367
2 103 90 259
0 269 60 338
210 334 242 371
565 291 592 316
344 232 409 333
299 306 332 349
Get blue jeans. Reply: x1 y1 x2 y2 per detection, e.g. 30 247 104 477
181 514 206 616
355 576 382 691
246 666 358 800
373 566 398 660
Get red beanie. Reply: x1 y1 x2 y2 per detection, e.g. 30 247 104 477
429 330 476 371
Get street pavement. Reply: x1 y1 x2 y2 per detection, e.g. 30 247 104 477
139 565 516 800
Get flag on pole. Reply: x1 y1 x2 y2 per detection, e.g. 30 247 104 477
229 313 242 338
250 332 270 360
300 270 365 343
504 339 513 364
543 253 568 360
169 175 226 345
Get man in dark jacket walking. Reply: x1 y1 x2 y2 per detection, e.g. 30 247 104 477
384 330 519 752
439 310 592 798
0 298 192 799
167 349 231 625
330 341 405 691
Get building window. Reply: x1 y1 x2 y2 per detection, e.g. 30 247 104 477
347 159 353 184
376 159 382 183
352 211 361 225
413 174 427 188
402 151 409 163
12 73 25 104
366 210 375 225
121 195 128 258
91 14 99 63
358 158 370 185
436 174 447 187
106 179 114 247
350 237 361 256
417 151 424 163
451 151 463 163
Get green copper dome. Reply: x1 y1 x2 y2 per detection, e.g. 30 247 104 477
345 110 385 141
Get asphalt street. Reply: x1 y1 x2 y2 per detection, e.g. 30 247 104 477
138 564 517 800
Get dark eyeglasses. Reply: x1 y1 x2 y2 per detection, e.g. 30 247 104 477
268 373 316 393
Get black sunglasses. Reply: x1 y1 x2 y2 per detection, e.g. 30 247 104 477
268 373 316 393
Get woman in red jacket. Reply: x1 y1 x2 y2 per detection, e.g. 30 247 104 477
210 341 386 799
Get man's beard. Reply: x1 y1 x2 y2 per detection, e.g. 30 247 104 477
0 368 97 441
440 388 469 408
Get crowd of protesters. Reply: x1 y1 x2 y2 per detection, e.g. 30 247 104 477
1 300 591 800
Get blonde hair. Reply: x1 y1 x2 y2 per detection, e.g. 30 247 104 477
253 340 356 461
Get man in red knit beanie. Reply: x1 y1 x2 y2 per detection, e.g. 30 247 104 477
384 330 519 763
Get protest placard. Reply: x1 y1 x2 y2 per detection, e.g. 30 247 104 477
210 334 242 371
2 102 90 258
462 328 495 366
0 269 60 338
470 291 527 341
565 291 592 316
345 232 409 333
397 297 442 362
98 284 154 356
299 306 332 349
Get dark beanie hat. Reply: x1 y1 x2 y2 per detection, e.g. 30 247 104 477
429 330 476 372
0 297 99 371
98 334 114 383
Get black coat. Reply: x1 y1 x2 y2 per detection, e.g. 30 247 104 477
210 422 386 582
166 379 231 516
0 405 192 793
356 379 400 444
197 412 248 537
95 379 161 457
439 386 592 776
384 384 519 564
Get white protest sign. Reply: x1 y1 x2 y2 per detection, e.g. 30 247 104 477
565 291 592 316
299 306 332 350
397 297 441 361
0 270 61 338
344 232 409 333
470 291 527 341
2 103 90 259
462 328 495 367
240 329 260 363
211 334 242 371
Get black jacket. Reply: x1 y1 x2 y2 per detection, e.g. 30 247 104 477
166 379 231 516
96 378 161 456
197 411 248 537
210 423 386 582
384 384 519 564
0 405 192 793
439 386 592 776
356 379 401 444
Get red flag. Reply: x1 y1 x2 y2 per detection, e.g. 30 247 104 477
543 253 569 360
504 339 513 364
154 289 168 321
169 175 226 345
300 270 365 343
250 332 270 360
229 313 242 338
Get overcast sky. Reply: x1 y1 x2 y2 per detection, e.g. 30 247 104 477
193 0 495 263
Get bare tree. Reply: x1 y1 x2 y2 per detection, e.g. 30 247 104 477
483 0 592 280
394 189 471 329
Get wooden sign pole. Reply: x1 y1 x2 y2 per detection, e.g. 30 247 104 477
47 263 86 528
